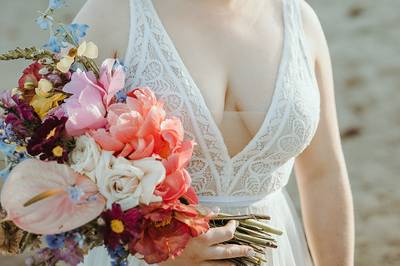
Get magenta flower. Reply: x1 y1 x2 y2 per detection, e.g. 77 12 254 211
4 95 41 139
26 116 72 163
101 203 143 250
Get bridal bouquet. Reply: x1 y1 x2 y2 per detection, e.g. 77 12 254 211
0 1 281 265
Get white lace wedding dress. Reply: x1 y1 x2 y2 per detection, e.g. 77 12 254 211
80 0 320 265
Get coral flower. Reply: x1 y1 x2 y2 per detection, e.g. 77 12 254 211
155 141 197 204
131 202 210 264
153 117 197 203
101 203 143 250
91 88 166 160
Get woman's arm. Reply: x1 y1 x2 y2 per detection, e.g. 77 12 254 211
295 2 355 266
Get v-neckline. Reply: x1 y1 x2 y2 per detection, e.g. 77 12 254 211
146 0 290 163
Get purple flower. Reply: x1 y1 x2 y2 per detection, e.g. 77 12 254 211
101 203 143 250
26 116 73 163
32 231 86 265
0 89 15 109
4 95 41 139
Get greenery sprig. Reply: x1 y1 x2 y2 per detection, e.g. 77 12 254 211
0 47 54 62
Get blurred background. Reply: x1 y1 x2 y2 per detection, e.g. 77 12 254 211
0 0 399 265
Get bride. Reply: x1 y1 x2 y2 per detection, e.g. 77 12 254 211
75 0 354 265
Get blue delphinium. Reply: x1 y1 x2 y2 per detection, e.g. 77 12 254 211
108 246 129 266
43 35 63 53
35 15 53 30
48 0 65 10
0 121 28 180
36 0 91 52
66 185 85 203
67 23 89 44
115 90 128 103
45 234 66 249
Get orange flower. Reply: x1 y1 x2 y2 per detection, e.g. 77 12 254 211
131 202 210 264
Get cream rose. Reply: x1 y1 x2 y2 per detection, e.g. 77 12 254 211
96 152 166 210
69 135 101 182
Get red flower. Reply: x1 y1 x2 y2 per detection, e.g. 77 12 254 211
131 202 210 264
102 204 143 250
18 62 44 101
18 62 43 89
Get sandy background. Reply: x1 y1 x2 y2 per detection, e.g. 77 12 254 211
0 0 399 265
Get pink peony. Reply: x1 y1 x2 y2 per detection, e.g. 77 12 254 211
99 59 126 107
62 70 107 136
62 59 125 136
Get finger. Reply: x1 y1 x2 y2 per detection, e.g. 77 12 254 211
205 244 254 260
200 220 239 245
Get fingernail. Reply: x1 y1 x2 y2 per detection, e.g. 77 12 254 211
235 220 240 227
247 249 257 257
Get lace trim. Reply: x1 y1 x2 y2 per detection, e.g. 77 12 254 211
124 0 320 197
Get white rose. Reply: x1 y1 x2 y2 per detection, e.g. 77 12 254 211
96 152 166 210
69 135 101 182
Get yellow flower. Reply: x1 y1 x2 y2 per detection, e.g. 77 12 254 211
77 41 98 59
30 92 66 120
56 56 75 74
52 146 64 157
35 79 54 98
56 41 99 73
110 219 125 234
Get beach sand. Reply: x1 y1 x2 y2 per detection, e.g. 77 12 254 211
0 0 399 265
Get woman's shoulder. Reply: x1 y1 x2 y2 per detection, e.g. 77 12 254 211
298 0 329 64
73 0 130 62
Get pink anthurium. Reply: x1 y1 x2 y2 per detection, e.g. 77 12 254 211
0 159 106 235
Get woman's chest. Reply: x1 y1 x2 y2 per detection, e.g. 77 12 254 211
166 21 284 139
150 0 285 128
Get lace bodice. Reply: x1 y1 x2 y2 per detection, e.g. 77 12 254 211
123 0 320 198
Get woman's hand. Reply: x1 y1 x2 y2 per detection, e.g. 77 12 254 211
160 220 254 266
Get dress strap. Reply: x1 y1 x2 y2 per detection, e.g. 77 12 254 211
124 0 136 65
124 0 149 90
283 0 315 79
